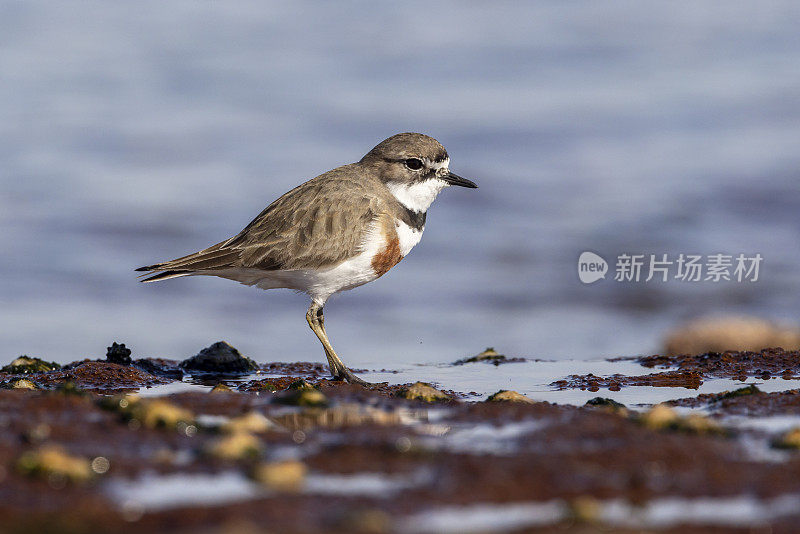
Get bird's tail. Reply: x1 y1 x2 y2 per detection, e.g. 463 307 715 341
135 240 238 282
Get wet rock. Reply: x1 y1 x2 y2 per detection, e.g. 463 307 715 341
486 390 535 403
251 460 306 492
210 383 234 394
9 378 37 390
584 397 628 414
17 445 93 484
105 342 132 365
31 361 168 392
552 370 703 390
773 428 800 449
664 316 800 355
2 356 61 374
453 347 524 366
222 411 276 434
180 341 258 374
397 382 451 402
639 348 800 380
274 387 328 407
671 388 800 414
205 432 262 461
132 358 184 379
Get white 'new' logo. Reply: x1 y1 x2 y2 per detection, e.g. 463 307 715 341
578 252 608 284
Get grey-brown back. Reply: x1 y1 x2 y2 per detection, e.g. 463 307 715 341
137 163 403 279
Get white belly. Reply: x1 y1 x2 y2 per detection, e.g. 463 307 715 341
206 219 424 305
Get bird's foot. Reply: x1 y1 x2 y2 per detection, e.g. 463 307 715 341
331 366 373 387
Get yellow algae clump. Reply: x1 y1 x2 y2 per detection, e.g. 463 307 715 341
131 399 194 429
397 382 451 403
640 404 679 430
683 413 724 435
486 390 535 404
773 428 800 449
11 379 37 390
252 460 307 492
17 446 93 484
205 432 263 461
222 411 276 434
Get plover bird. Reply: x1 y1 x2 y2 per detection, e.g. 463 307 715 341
136 133 477 385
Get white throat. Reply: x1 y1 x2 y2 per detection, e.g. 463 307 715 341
386 177 448 213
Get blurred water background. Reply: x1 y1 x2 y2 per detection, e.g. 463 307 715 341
2 1 799 367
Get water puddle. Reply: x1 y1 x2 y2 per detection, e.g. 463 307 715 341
429 420 547 455
106 469 429 512
401 494 800 533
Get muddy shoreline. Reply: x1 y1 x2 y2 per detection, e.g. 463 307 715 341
2 345 800 533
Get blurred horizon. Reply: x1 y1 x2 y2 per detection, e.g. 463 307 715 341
2 1 799 366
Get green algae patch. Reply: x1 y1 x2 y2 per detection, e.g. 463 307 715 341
3 356 61 374
288 379 316 390
585 397 628 415
714 384 761 401
274 388 328 407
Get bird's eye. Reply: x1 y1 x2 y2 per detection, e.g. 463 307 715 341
404 158 423 170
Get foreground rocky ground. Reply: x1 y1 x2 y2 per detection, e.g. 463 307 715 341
2 343 800 533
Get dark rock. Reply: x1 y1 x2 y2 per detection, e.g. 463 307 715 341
714 384 761 401
288 379 316 390
453 347 525 366
105 342 132 365
133 359 184 379
180 342 258 374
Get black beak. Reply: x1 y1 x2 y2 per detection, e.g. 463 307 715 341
443 171 477 189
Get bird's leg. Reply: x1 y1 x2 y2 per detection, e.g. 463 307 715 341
306 303 338 375
306 303 371 386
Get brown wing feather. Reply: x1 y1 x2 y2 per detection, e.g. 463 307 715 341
137 164 382 279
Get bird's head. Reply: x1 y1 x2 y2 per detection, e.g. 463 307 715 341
360 132 477 213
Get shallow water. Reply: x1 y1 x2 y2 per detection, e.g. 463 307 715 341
2 2 800 368
139 358 800 409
